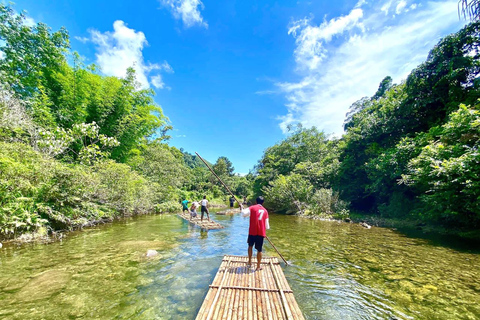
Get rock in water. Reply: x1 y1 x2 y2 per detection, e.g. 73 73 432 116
146 249 158 257
15 270 70 302
360 222 372 229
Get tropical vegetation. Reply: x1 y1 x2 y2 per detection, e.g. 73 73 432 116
1 3 479 239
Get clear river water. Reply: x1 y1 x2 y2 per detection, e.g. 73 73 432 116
0 212 479 319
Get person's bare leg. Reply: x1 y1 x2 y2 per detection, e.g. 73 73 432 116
248 246 253 267
256 251 262 270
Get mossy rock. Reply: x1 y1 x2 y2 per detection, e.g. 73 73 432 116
15 269 70 302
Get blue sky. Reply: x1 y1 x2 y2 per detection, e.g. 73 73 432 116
14 0 467 173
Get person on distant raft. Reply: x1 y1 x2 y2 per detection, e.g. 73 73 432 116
241 196 270 271
181 199 189 213
200 196 210 221
190 201 199 219
229 196 235 208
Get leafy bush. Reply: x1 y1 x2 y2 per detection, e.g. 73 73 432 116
402 103 480 226
154 201 180 213
0 141 167 238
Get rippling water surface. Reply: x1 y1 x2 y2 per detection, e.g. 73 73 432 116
0 212 479 319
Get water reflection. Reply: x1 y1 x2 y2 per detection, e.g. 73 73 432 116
0 212 479 320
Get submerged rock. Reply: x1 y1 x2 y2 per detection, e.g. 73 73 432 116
15 269 70 302
146 249 159 257
118 240 167 251
360 222 372 229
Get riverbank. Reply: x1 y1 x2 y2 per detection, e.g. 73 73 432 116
0 200 228 245
349 213 480 241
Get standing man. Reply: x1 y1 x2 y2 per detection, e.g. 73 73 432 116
200 196 210 221
241 196 270 271
229 196 235 208
181 199 189 213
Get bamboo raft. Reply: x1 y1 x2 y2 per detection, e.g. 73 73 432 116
196 255 304 320
216 208 241 215
177 212 224 230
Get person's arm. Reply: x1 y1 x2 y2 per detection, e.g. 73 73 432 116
241 207 250 217
265 218 270 230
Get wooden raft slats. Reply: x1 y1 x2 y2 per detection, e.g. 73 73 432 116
196 255 304 320
177 212 224 230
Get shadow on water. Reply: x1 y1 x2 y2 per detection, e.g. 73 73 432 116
390 226 480 254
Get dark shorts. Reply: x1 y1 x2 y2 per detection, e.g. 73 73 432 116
247 235 264 252
201 205 208 214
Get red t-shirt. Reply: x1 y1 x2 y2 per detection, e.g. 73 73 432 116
248 204 269 237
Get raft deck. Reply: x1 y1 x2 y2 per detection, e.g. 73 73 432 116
177 212 224 230
216 208 241 215
196 255 304 320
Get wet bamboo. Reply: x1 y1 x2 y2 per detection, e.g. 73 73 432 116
195 151 289 265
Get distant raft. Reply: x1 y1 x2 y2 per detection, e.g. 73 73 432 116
196 255 305 320
177 212 224 230
216 208 241 215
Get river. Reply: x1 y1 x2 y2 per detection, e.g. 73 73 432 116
0 212 479 319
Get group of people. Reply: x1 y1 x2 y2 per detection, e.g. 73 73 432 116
181 195 270 271
182 196 210 221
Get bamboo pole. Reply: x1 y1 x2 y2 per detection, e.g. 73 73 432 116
195 151 289 265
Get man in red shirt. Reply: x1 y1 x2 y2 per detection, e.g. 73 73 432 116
241 196 270 270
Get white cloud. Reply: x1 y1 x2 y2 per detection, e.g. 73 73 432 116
74 36 90 43
289 8 363 70
396 0 408 14
276 0 466 135
24 16 35 27
89 20 171 90
381 0 393 15
159 0 208 28
161 61 174 73
151 74 165 89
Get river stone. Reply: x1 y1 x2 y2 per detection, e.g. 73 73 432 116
15 269 70 302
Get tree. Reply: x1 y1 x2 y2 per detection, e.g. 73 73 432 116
459 0 480 21
343 96 371 130
401 103 480 226
213 156 234 177
372 76 393 100
0 4 69 98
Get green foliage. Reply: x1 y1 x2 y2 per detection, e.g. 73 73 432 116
128 141 188 201
154 200 181 213
0 141 162 238
254 126 339 195
0 4 69 98
263 174 347 218
338 22 480 217
263 174 313 213
402 103 480 225
212 156 235 177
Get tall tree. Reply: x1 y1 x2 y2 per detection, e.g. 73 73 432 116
459 0 480 21
0 4 69 98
